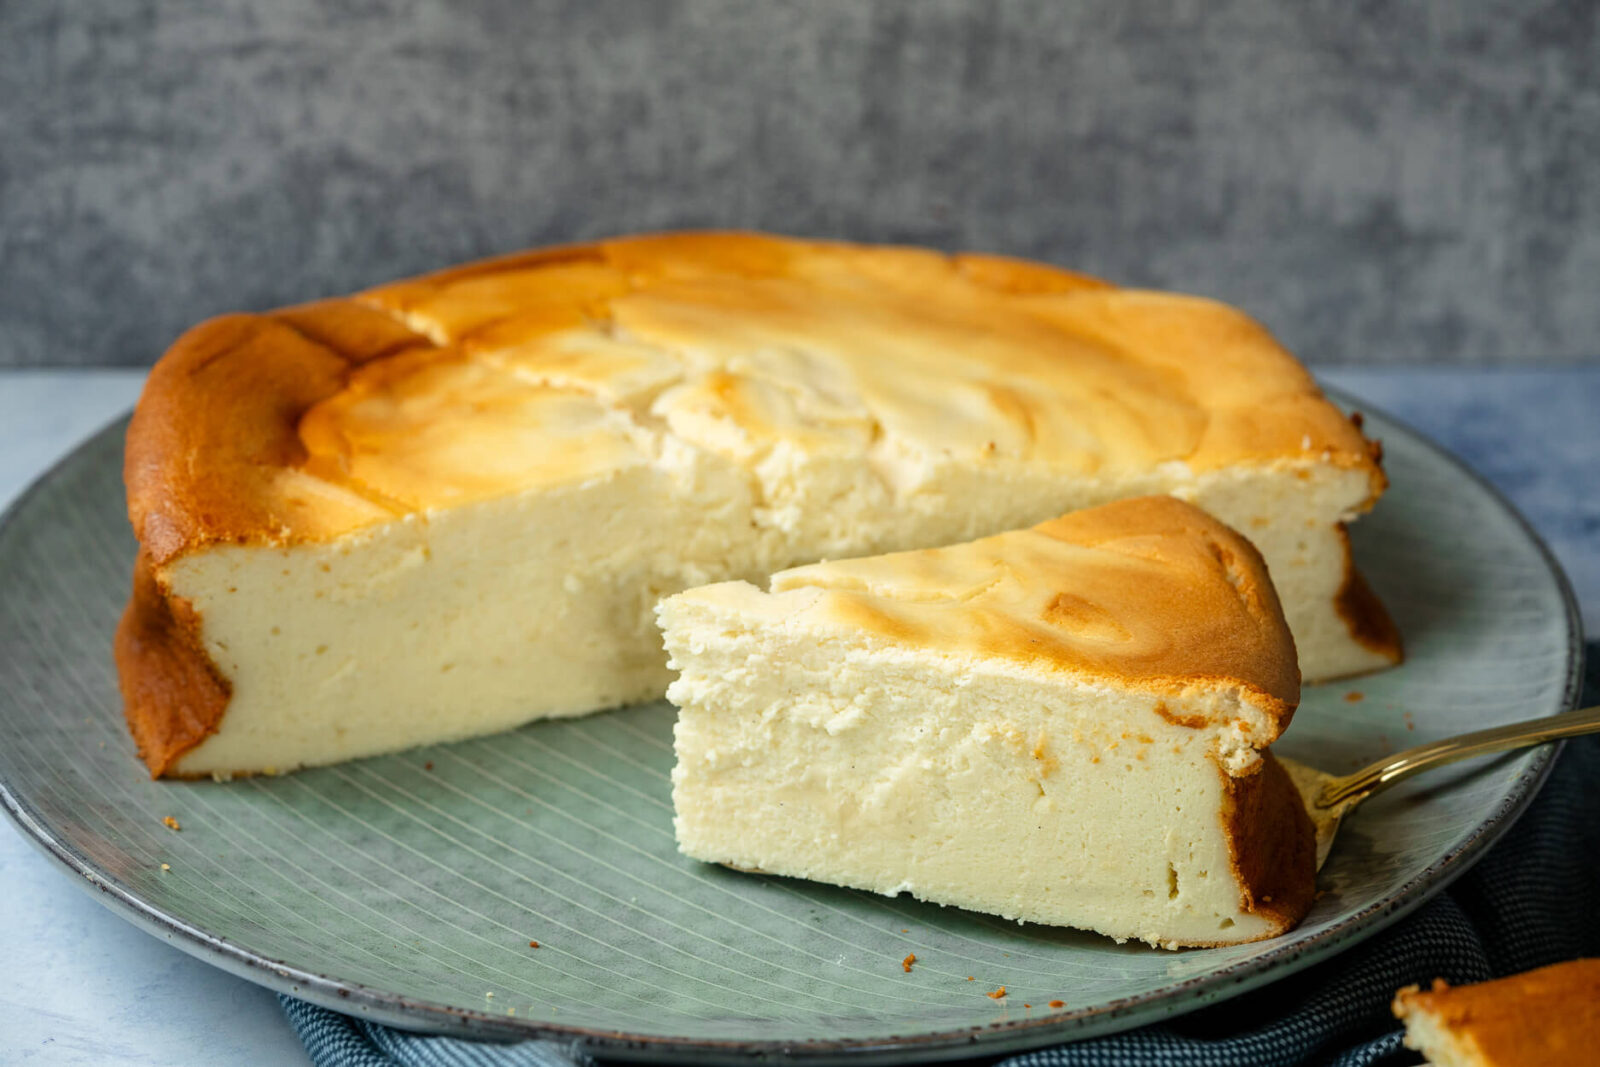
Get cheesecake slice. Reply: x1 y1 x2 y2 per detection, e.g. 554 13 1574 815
659 496 1316 947
1392 959 1600 1066
118 231 1397 778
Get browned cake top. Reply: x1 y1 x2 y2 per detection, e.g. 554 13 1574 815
125 231 1382 568
678 495 1302 715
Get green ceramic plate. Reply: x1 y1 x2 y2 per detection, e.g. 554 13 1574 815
0 398 1581 1063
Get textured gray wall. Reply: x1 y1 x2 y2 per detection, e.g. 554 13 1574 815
3 1 1597 368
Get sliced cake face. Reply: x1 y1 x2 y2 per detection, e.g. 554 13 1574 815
118 231 1396 777
660 497 1317 948
153 460 750 776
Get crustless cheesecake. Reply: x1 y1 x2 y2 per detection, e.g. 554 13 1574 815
116 232 1398 778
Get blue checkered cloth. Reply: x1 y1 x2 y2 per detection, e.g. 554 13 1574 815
282 649 1600 1067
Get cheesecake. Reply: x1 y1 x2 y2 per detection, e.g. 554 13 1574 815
117 231 1398 778
659 496 1317 947
1392 959 1600 1066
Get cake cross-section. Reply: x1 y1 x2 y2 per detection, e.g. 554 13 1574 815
659 496 1317 947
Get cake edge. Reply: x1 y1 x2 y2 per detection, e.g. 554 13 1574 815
114 552 231 778
1212 750 1319 945
1332 524 1405 667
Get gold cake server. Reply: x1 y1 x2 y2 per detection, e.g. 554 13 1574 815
1283 703 1600 870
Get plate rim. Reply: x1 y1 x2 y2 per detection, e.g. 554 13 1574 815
0 390 1584 1063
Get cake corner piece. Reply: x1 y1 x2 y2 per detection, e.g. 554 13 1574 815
1391 958 1600 1066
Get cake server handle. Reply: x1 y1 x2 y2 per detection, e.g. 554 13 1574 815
1315 703 1600 809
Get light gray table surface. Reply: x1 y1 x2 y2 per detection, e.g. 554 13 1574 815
1 366 1596 1065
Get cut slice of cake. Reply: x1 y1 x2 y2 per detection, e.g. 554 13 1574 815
1392 959 1600 1066
118 231 1398 778
659 496 1317 948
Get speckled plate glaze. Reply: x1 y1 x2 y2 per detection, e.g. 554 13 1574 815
0 395 1581 1064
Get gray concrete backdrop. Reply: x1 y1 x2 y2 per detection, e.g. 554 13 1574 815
3 0 1597 368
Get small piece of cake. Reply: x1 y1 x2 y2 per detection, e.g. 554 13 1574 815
1392 959 1600 1066
118 231 1397 778
659 496 1316 948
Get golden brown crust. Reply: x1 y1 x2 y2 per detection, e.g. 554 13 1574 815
124 304 422 569
1332 524 1405 664
114 553 231 777
1026 497 1302 712
1348 411 1390 499
767 495 1301 716
1392 959 1600 1066
273 298 433 366
951 251 1115 295
126 231 1387 567
1217 751 1318 941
